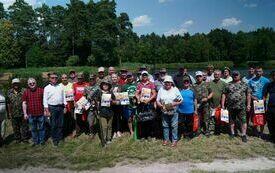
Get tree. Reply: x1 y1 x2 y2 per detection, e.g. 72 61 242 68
0 2 6 19
0 20 21 68
8 0 37 67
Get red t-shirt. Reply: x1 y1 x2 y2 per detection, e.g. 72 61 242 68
22 88 44 116
73 82 89 102
137 81 156 93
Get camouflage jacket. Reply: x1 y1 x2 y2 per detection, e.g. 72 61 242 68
223 81 251 110
192 82 212 105
84 84 100 101
7 88 25 118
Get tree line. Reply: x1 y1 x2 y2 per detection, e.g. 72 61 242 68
0 0 274 69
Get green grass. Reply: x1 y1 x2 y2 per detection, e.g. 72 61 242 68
1 129 275 171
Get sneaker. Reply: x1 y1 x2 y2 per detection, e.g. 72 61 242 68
171 141 177 147
162 140 168 146
113 133 117 139
241 135 248 143
106 141 112 145
117 131 122 138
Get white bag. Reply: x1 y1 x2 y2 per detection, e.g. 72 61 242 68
253 100 265 114
221 109 229 123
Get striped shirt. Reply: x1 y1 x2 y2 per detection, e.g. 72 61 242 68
22 88 44 116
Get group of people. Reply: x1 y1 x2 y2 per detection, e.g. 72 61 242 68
0 64 274 147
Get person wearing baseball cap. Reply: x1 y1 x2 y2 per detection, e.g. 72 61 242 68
7 78 29 144
178 75 198 139
72 72 89 138
97 67 106 86
193 71 214 137
222 69 251 142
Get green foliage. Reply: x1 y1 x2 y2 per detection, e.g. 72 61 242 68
0 1 274 69
66 55 80 66
0 20 21 68
0 2 6 19
87 54 96 66
25 45 45 67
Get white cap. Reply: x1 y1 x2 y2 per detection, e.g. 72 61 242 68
195 71 204 77
12 78 20 84
141 71 149 75
98 67 105 72
163 75 174 83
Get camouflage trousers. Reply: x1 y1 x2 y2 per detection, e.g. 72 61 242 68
12 117 29 141
198 104 215 135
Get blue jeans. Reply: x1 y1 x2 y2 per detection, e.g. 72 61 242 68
161 112 178 142
28 115 45 144
49 105 64 145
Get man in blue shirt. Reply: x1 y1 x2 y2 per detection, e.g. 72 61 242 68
248 67 270 137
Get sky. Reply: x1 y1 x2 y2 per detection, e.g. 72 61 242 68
1 0 275 36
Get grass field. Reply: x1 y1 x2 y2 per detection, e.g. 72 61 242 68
0 120 275 171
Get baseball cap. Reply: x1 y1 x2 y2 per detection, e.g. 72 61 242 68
98 67 105 73
12 78 20 84
195 71 204 77
141 71 149 76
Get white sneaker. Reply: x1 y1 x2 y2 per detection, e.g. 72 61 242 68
117 131 122 137
113 133 117 139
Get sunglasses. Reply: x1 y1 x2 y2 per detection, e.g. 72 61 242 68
183 80 190 83
28 82 36 85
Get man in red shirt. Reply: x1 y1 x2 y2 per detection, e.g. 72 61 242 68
22 78 45 146
73 72 89 137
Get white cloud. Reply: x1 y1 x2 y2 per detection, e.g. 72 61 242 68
1 0 40 9
132 15 152 27
164 20 194 36
244 3 257 8
221 17 242 27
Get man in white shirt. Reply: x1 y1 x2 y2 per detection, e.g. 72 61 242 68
43 72 66 146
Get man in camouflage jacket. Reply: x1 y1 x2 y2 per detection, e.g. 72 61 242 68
192 71 214 136
221 71 251 142
7 78 29 143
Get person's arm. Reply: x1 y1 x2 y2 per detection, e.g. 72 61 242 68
221 94 226 109
149 89 157 103
246 88 251 112
135 87 141 103
6 92 12 119
43 86 50 116
194 98 198 114
22 101 28 120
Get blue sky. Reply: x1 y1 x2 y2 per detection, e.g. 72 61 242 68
2 0 275 36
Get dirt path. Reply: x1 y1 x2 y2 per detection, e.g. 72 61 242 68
1 157 275 173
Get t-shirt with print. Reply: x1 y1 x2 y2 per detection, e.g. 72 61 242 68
248 76 270 100
73 82 89 102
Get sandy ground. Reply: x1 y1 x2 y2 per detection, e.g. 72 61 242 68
1 157 275 173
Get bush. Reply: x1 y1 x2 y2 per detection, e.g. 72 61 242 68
66 55 80 66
